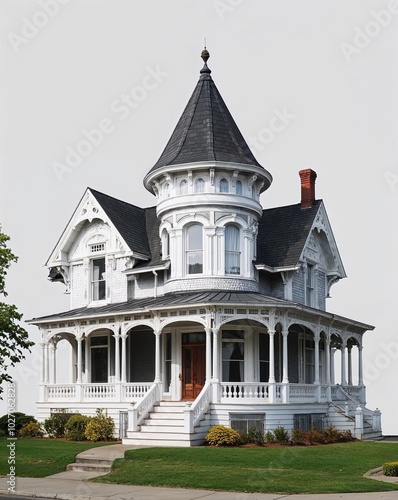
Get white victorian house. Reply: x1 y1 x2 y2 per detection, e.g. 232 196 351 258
29 50 382 445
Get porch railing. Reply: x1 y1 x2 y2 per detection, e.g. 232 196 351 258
184 381 211 433
43 382 152 402
221 383 275 401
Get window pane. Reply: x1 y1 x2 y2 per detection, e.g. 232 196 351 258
92 258 106 300
222 340 244 382
225 225 240 274
195 178 205 193
220 179 229 193
186 224 203 274
180 179 188 194
236 180 242 195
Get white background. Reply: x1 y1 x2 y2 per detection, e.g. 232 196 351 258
0 0 397 435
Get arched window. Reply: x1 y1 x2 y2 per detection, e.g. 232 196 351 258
220 178 229 193
236 180 242 195
186 224 203 274
225 225 240 275
162 230 170 258
164 183 170 198
195 178 205 193
180 179 188 195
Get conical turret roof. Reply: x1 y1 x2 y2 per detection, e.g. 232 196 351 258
147 50 264 176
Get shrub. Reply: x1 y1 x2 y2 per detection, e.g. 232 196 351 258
265 431 275 444
240 426 265 446
307 428 326 445
18 422 44 438
291 428 306 445
65 414 90 441
205 425 241 447
273 426 289 444
0 412 37 437
44 412 71 438
383 461 398 477
84 409 114 442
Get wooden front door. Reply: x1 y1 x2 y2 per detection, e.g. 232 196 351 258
182 344 205 400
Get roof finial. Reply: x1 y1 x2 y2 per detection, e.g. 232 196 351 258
201 43 210 64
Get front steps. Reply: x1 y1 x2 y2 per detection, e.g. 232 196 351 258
123 401 210 447
66 456 112 475
328 402 382 440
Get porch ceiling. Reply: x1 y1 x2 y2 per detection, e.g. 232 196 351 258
28 291 373 332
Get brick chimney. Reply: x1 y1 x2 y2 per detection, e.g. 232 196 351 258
299 169 317 208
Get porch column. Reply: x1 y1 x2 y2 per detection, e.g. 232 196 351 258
84 338 90 382
76 337 83 384
44 342 50 384
50 342 57 384
358 345 364 386
340 341 347 386
121 334 127 383
268 330 276 383
205 327 212 382
212 328 219 381
314 333 320 384
282 330 289 383
347 346 353 385
330 347 336 385
114 333 120 382
154 329 161 383
325 338 331 384
40 342 46 384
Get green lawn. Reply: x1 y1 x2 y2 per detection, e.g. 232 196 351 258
94 442 398 494
0 439 113 478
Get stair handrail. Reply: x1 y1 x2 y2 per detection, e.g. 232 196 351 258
184 381 211 433
333 385 377 426
128 382 160 432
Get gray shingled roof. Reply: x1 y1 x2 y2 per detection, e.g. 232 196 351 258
256 200 321 268
90 188 155 259
29 291 293 322
147 61 264 175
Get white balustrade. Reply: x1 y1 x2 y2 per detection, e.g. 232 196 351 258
123 383 152 400
83 384 116 399
184 382 211 433
129 383 160 431
47 384 76 400
289 384 317 400
221 383 270 400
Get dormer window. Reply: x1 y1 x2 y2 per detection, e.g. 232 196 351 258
220 178 229 193
186 224 203 274
92 258 106 301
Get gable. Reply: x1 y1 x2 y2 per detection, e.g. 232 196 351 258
46 188 152 272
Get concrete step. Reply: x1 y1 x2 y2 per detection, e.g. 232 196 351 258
151 406 185 414
75 457 113 466
158 401 187 407
66 463 111 473
143 425 185 433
